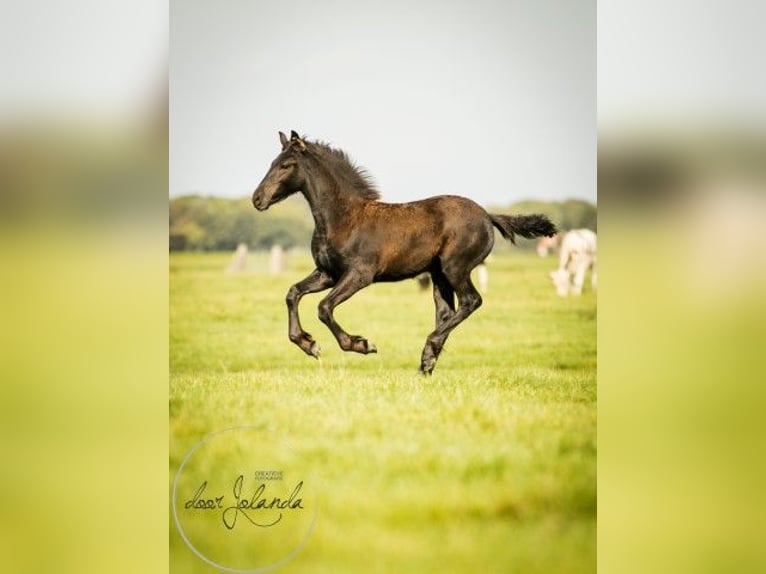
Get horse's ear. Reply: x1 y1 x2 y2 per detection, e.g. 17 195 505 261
290 130 306 152
279 131 288 149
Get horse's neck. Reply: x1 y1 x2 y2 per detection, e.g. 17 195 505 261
302 173 361 239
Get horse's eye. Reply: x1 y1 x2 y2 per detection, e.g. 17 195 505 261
280 163 293 170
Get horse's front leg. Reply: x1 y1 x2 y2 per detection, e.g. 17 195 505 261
286 268 335 358
317 270 376 354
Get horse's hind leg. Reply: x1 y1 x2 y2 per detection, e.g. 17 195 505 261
420 274 482 374
286 268 334 358
431 268 455 328
317 270 377 354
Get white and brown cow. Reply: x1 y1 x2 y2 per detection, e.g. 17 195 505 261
550 229 597 296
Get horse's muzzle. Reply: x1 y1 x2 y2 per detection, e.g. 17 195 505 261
252 193 268 211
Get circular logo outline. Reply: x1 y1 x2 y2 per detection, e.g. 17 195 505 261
172 426 318 573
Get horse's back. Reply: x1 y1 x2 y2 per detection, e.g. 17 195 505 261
404 194 487 215
361 195 493 280
369 194 490 233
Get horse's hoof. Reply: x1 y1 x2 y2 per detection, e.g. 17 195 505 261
347 336 376 354
419 357 436 375
308 341 321 358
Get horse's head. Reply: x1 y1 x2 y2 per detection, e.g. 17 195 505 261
252 130 308 211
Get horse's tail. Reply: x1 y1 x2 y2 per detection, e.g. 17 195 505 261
488 213 558 244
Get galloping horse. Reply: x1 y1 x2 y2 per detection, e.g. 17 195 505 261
252 131 557 373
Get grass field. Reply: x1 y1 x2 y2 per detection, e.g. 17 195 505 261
170 249 596 573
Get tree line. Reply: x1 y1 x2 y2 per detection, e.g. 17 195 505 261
169 195 314 251
169 195 596 252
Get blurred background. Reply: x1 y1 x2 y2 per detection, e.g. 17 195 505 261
599 1 766 573
0 1 168 573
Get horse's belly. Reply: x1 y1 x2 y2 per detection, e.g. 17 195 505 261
375 241 436 281
374 268 424 282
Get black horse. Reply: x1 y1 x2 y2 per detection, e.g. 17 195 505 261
252 131 557 374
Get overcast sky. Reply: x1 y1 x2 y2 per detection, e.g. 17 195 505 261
170 0 595 205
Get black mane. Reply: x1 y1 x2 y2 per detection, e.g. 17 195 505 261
306 139 381 201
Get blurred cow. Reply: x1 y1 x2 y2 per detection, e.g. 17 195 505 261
550 229 597 296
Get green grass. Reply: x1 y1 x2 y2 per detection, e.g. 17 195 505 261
170 250 596 573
